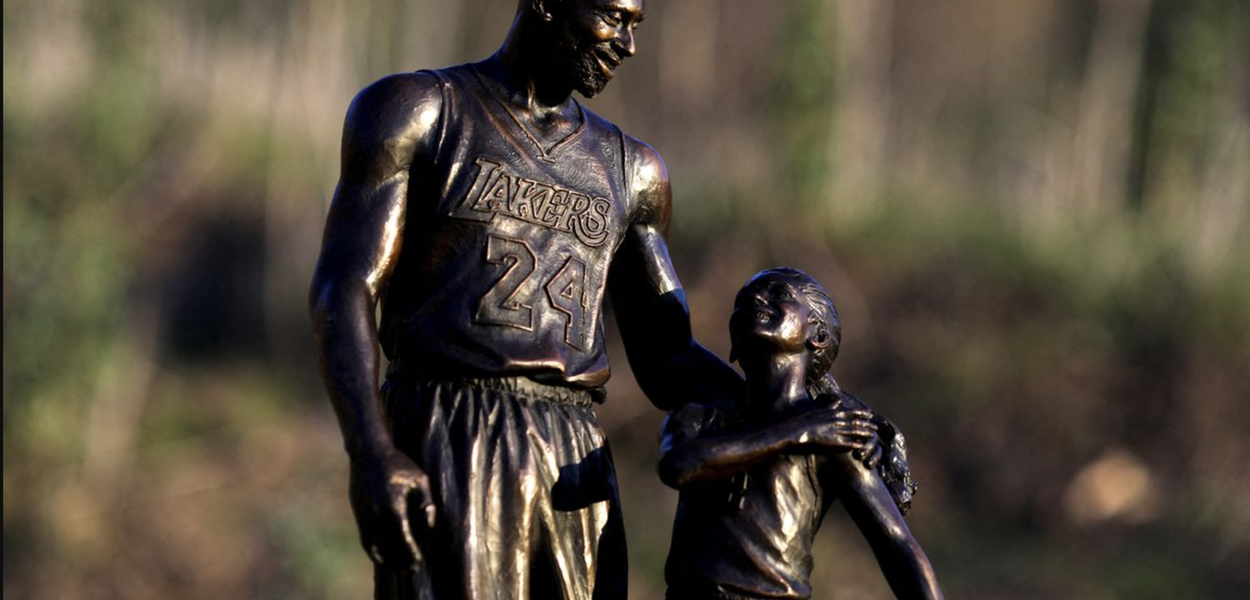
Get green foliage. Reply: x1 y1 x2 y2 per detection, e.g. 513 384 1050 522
769 0 837 209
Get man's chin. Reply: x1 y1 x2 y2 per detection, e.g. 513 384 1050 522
573 70 612 98
576 80 609 98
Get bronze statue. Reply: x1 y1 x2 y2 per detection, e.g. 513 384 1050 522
659 268 944 600
309 1 746 598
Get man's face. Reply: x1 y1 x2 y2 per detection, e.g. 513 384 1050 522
552 0 644 97
730 273 816 359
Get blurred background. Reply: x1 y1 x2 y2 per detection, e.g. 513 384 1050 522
5 0 1249 598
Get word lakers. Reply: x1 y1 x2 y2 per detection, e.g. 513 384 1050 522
453 157 615 248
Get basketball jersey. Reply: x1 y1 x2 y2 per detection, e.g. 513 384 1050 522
381 63 635 388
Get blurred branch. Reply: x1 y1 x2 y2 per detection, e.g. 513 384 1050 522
827 0 894 218
1073 0 1152 219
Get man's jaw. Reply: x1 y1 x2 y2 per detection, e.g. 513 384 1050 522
575 48 620 97
595 48 622 77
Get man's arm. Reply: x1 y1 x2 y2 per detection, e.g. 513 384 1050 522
607 141 742 411
309 72 441 569
657 403 877 489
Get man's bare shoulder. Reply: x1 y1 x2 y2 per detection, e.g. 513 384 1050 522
340 72 444 182
621 135 671 226
344 72 444 153
623 135 669 191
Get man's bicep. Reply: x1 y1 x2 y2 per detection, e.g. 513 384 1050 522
316 73 442 292
615 137 680 297
316 178 409 296
612 222 682 298
628 138 672 232
339 72 442 187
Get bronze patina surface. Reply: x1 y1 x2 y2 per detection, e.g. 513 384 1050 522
310 1 746 598
659 268 943 600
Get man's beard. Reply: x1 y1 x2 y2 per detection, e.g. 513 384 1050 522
554 27 616 98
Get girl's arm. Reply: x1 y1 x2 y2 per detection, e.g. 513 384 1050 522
826 451 945 600
658 403 876 489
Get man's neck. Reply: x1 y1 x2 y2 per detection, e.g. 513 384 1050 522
489 15 575 113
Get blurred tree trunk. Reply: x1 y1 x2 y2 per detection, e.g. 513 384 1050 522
1073 0 1151 220
1132 0 1250 273
828 0 894 220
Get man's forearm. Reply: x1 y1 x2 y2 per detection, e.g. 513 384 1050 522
616 288 744 411
310 278 393 460
666 342 744 410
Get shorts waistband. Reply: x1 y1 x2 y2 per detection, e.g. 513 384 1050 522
407 376 605 407
665 589 772 600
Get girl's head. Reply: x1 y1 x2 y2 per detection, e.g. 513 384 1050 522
729 267 842 387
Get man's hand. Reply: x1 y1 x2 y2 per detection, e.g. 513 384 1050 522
348 449 436 570
789 407 879 459
854 426 885 470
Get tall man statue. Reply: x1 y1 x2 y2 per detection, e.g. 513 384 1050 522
310 1 747 598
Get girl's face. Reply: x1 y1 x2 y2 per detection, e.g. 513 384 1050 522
730 273 817 358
